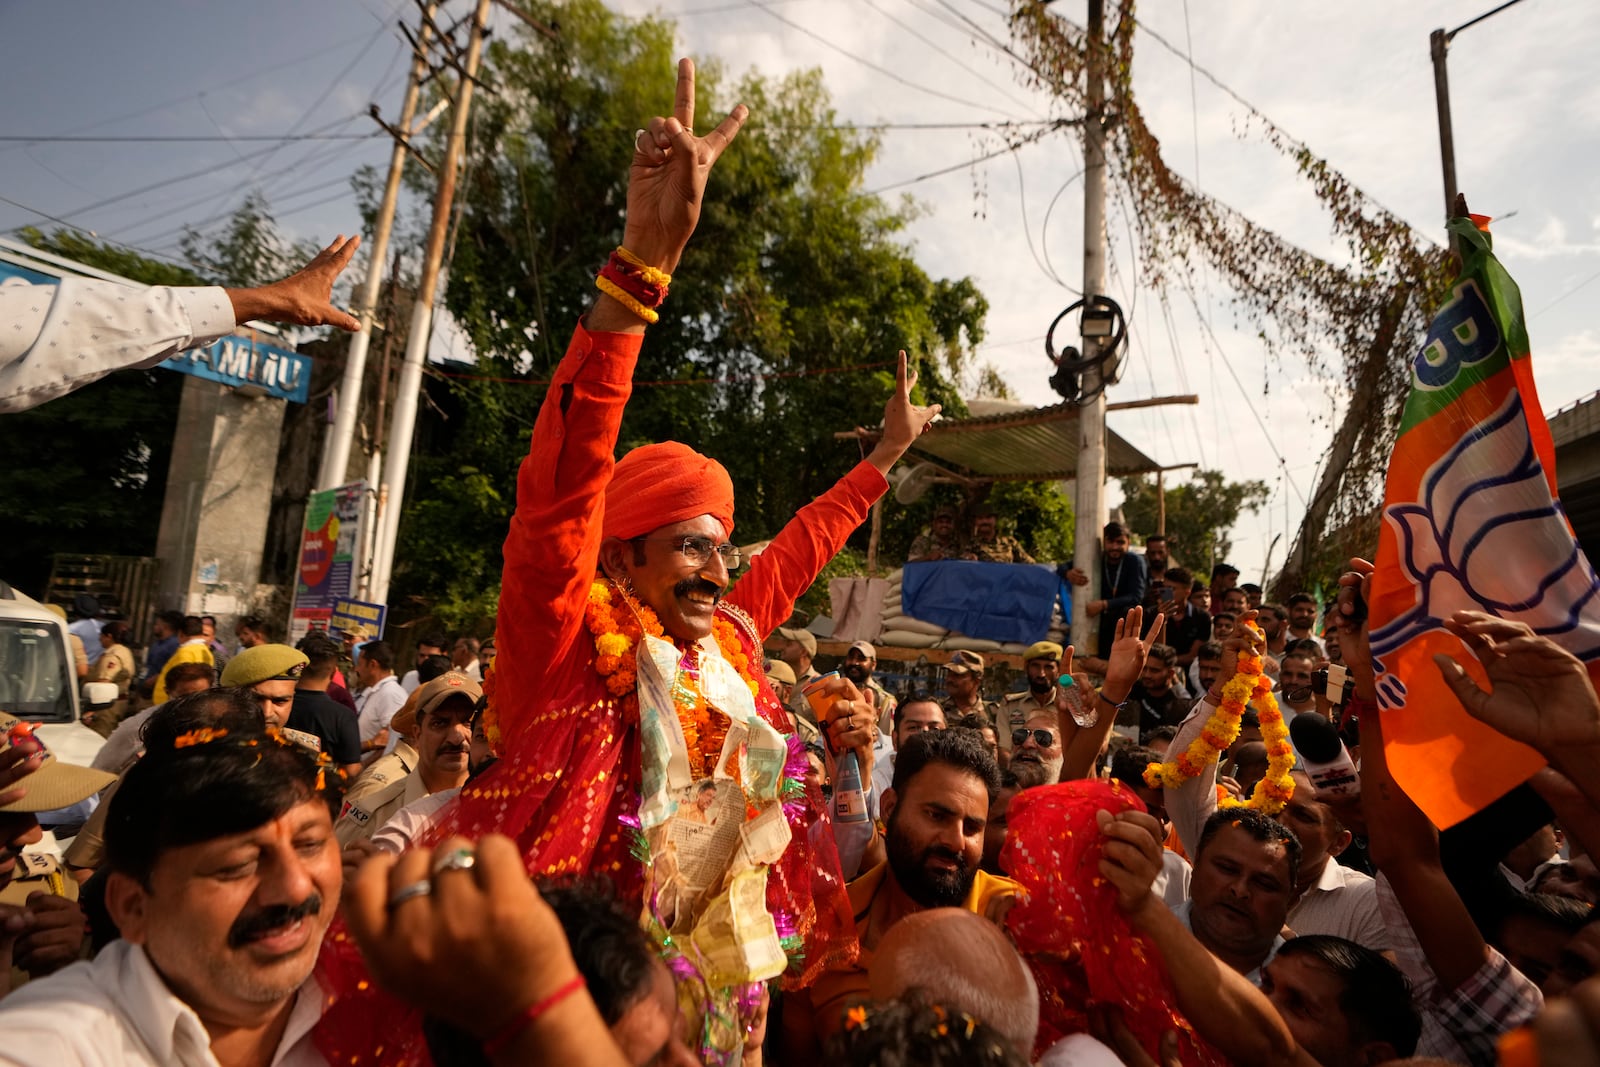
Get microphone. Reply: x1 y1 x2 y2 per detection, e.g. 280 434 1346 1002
1289 712 1360 800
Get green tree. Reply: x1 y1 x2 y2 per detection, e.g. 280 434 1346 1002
387 1 989 624
1117 469 1270 574
0 230 202 596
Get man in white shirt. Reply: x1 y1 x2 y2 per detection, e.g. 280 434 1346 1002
353 640 407 760
0 712 342 1066
398 631 448 694
870 694 946 801
450 636 482 683
0 235 359 413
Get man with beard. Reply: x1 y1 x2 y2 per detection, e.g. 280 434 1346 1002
1065 522 1147 659
1138 534 1169 626
0 711 343 1063
997 641 1063 756
842 640 898 736
1259 603 1291 659
334 671 480 847
1122 643 1188 740
1277 650 1319 722
1007 712 1065 785
782 728 1010 1054
1285 593 1324 654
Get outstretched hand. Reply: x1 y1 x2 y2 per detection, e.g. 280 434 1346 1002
866 350 942 474
225 235 361 330
1102 605 1165 703
1433 611 1600 757
624 58 748 274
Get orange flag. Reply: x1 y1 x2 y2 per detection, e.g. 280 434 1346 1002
1369 216 1600 829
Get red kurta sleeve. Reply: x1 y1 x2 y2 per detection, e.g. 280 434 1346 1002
726 460 887 639
494 322 641 738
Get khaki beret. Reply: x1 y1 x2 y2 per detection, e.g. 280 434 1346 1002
220 644 309 688
1023 641 1064 664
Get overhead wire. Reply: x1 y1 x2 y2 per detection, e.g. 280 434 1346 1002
737 0 1031 120
859 0 1046 117
862 124 1061 196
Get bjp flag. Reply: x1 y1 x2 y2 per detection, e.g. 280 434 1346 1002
1369 215 1600 829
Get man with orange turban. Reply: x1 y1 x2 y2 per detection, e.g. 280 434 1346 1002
316 60 940 1066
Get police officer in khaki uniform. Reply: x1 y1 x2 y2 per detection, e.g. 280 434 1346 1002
334 671 481 847
940 649 1001 725
0 711 117 992
218 644 321 751
344 690 423 805
764 660 818 745
998 641 1065 754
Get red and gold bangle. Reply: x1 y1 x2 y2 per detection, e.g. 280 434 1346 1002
481 974 588 1057
594 246 671 324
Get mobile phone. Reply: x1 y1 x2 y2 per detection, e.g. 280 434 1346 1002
1158 586 1174 602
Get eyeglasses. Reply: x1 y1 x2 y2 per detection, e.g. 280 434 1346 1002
1012 728 1057 749
632 535 742 569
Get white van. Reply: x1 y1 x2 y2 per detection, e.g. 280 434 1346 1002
0 580 105 768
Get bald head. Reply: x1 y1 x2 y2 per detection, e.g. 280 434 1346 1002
867 907 1038 1055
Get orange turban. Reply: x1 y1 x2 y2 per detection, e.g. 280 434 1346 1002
602 441 735 541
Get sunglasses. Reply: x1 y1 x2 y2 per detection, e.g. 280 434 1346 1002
1012 728 1057 749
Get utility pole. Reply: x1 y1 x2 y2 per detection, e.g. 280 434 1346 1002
370 0 492 605
1429 0 1529 222
318 3 437 491
1069 0 1109 656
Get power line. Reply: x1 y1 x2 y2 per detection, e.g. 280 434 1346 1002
1532 264 1600 319
863 124 1067 196
860 0 1046 118
0 133 379 143
737 0 1030 120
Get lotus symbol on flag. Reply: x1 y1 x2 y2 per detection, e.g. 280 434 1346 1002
1371 392 1600 700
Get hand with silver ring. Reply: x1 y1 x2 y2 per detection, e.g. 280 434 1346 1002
433 846 477 876
387 880 433 910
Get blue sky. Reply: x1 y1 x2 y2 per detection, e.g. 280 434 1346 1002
4 0 1597 575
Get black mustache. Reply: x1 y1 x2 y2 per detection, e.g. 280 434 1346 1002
923 846 967 872
228 894 322 948
437 743 468 755
674 577 723 600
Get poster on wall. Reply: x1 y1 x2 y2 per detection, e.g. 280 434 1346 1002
288 482 365 644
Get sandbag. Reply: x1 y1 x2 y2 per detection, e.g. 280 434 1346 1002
877 629 939 649
876 615 950 637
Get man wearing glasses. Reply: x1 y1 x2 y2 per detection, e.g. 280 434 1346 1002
318 60 947 1059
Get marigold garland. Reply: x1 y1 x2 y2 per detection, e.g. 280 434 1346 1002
1142 623 1295 814
587 578 760 780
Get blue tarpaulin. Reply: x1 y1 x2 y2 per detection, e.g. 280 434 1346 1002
900 561 1067 646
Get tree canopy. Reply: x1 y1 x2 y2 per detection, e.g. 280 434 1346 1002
1117 469 1269 575
388 0 991 630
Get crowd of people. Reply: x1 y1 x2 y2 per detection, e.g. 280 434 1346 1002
5 57 1600 1067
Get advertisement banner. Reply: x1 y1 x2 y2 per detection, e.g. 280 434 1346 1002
330 599 387 641
293 482 365 617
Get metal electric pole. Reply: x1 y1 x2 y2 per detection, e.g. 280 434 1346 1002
1429 0 1530 222
370 0 492 605
1069 0 1110 656
318 3 438 493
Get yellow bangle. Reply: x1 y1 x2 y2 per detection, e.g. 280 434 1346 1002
613 246 672 288
595 275 660 324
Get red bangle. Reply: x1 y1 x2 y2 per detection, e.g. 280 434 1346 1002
481 974 587 1057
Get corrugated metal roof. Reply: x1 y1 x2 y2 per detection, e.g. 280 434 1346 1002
908 400 1163 481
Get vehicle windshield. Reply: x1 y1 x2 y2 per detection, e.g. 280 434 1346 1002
0 619 73 723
